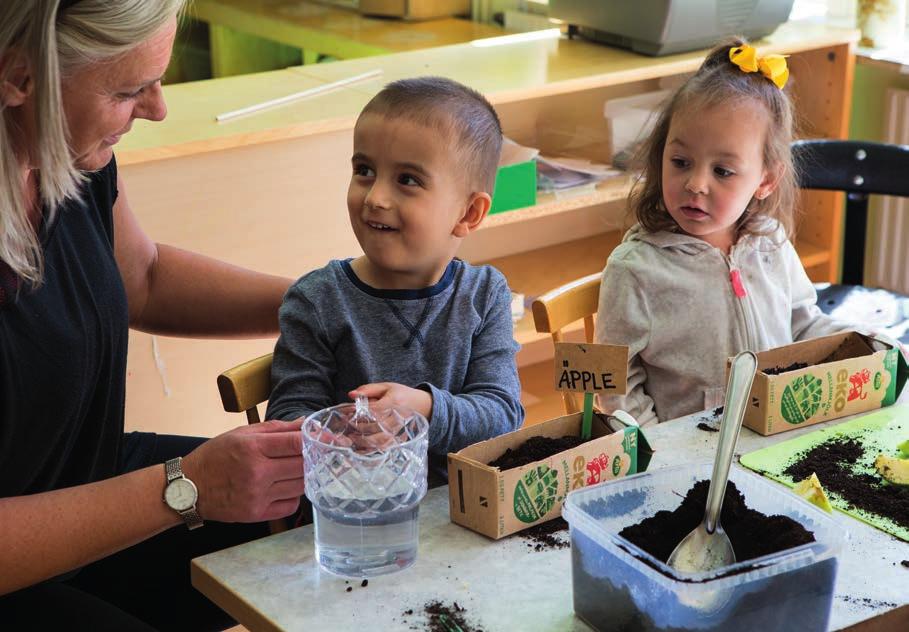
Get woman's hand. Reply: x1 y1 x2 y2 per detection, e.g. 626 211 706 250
181 419 305 523
349 383 433 420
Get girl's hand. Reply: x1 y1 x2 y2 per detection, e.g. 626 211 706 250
181 419 305 523
349 382 433 420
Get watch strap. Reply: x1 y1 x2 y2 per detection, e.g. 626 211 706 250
165 457 183 483
180 506 204 531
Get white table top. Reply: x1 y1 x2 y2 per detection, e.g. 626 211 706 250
191 409 909 631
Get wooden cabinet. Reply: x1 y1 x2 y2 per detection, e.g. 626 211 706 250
117 21 858 434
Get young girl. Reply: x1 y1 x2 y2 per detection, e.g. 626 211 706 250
595 39 850 426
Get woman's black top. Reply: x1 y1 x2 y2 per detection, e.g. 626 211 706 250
0 157 128 496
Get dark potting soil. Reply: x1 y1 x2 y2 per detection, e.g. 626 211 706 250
401 601 484 632
694 407 724 432
901 560 909 568
571 481 834 632
763 361 809 375
519 516 570 551
819 339 851 364
488 435 586 470
618 480 815 566
783 437 909 531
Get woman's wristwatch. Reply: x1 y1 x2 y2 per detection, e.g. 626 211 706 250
163 457 204 530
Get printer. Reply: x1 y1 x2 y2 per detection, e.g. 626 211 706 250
548 0 795 56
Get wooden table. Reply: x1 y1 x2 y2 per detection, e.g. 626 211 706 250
190 0 506 76
191 407 909 631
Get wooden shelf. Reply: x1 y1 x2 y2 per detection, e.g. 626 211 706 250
480 174 635 230
794 240 832 269
479 231 622 349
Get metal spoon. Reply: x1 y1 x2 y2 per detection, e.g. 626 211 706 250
667 350 758 574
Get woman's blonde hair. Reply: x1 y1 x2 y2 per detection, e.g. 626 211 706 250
629 37 798 243
0 0 185 286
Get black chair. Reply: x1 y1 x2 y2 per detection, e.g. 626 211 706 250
793 139 909 285
792 140 909 342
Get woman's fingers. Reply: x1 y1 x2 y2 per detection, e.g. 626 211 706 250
263 498 302 521
266 455 306 482
267 478 307 502
255 426 304 458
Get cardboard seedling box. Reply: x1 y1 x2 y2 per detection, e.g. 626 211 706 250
448 341 648 539
739 331 909 436
447 412 652 539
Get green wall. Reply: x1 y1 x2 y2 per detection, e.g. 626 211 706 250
850 63 909 141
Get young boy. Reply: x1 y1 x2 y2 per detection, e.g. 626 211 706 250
266 77 524 482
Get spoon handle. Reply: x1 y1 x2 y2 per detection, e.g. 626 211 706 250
705 350 758 534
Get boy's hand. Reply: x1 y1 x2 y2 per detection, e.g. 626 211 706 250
349 382 433 420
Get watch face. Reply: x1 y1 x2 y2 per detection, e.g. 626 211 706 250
165 478 197 512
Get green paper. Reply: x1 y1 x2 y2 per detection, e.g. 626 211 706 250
581 392 594 440
740 405 909 541
489 160 536 215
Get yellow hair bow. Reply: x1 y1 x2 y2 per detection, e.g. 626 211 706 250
729 44 789 89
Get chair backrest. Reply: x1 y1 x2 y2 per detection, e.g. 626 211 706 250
793 140 909 197
217 353 274 424
531 272 602 415
217 352 288 533
792 139 909 285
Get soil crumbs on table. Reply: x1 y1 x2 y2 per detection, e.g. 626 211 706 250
488 435 586 470
519 516 570 551
619 480 815 568
694 406 723 431
782 436 909 531
401 601 485 632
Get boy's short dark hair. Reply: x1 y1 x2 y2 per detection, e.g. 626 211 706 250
359 76 503 193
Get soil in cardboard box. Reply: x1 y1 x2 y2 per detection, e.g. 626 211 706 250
488 435 586 469
783 437 909 531
761 337 872 376
763 361 808 375
618 480 815 564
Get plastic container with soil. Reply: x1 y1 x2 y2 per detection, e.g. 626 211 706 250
562 462 845 632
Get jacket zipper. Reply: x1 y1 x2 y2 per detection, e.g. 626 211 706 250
725 253 756 350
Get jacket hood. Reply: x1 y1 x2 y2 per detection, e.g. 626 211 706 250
622 224 715 255
623 221 785 257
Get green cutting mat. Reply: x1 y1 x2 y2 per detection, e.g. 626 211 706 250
740 405 909 541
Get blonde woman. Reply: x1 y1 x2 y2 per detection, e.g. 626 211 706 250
0 2 303 628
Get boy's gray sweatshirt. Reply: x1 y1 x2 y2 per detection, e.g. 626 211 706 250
594 225 852 426
267 259 524 479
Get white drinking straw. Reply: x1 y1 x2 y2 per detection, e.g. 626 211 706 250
215 69 383 123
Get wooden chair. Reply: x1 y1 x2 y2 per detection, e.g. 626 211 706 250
531 272 602 415
217 353 274 424
217 352 288 533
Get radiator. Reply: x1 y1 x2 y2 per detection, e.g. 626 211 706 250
867 88 909 294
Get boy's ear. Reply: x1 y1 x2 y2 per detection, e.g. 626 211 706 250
452 192 492 238
0 50 32 107
754 162 783 201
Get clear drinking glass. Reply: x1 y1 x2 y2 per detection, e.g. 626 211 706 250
302 402 429 578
